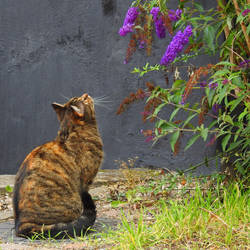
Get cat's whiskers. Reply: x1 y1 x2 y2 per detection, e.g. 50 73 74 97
60 93 70 101
93 96 112 110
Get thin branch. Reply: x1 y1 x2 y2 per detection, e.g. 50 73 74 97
225 46 245 61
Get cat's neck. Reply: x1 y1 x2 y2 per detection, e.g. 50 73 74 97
55 120 100 144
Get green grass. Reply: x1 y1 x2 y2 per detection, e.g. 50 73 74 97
96 181 249 249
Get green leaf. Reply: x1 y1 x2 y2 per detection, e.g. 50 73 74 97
156 119 166 128
169 108 181 122
217 0 225 10
153 103 166 116
247 24 250 35
204 26 216 53
182 113 197 128
200 127 209 141
170 130 180 152
159 0 167 12
173 80 185 89
226 16 232 30
216 61 237 67
194 3 204 11
231 76 244 88
228 95 244 112
218 85 228 103
184 134 200 151
223 115 234 125
222 134 231 151
208 120 218 129
227 139 244 152
238 108 248 121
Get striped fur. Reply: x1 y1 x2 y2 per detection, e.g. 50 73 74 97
13 94 103 238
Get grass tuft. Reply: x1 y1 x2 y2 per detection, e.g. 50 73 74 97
97 180 249 249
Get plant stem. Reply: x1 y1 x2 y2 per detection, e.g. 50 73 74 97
216 0 234 65
232 0 250 52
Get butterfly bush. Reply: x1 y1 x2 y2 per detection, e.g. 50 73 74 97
150 7 166 38
160 25 192 66
168 9 182 21
119 7 139 36
118 1 250 178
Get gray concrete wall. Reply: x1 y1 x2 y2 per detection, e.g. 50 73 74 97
0 0 219 175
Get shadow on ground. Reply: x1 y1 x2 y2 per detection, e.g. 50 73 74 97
0 217 119 244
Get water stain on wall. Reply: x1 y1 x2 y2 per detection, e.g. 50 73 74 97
102 0 116 16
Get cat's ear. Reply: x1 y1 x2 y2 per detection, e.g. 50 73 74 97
52 103 66 121
71 104 84 118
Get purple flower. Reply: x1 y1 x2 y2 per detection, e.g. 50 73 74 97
154 17 166 38
206 134 217 147
222 79 229 85
168 9 182 21
119 24 134 36
150 7 160 21
145 135 154 142
208 82 218 89
179 95 185 105
160 25 193 66
242 9 250 16
150 7 166 38
199 82 207 87
119 7 139 36
212 103 221 114
239 59 250 69
139 40 145 49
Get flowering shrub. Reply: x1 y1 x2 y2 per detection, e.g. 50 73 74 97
118 0 250 178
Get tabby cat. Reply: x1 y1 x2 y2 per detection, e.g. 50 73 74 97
13 93 103 238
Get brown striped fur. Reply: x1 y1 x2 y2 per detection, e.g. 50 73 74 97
13 93 103 238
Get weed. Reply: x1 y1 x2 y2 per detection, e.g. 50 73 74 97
4 185 13 193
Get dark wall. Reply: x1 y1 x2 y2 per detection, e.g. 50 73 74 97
0 0 219 175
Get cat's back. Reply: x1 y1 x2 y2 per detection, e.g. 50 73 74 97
13 140 82 224
16 140 80 185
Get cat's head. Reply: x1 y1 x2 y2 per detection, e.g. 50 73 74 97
52 93 96 125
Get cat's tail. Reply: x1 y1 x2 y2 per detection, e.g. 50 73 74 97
16 192 97 238
16 209 96 238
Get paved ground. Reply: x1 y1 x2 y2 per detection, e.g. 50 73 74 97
0 175 15 192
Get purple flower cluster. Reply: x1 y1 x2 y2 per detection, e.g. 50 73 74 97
208 82 218 89
199 82 208 87
222 79 229 85
154 17 166 38
212 103 221 114
168 9 182 21
119 7 139 36
150 7 166 39
150 7 160 20
160 25 193 66
239 59 250 69
242 9 250 16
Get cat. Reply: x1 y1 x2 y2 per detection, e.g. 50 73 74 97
13 93 103 238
